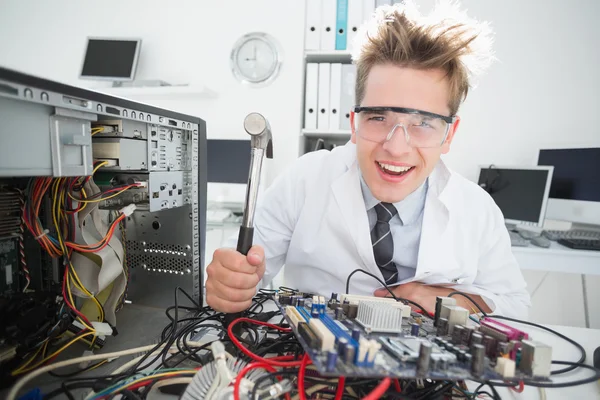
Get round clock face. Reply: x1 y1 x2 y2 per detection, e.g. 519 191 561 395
230 33 282 86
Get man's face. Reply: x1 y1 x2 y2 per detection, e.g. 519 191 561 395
351 64 460 203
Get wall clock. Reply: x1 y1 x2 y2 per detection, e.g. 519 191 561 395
230 32 282 86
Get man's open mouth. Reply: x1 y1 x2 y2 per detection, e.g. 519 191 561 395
376 161 415 176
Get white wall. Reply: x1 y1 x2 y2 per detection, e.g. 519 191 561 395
0 0 306 191
2 0 599 328
426 0 600 180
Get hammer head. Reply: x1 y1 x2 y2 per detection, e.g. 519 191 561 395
243 112 273 158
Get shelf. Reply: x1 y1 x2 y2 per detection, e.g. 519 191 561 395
304 50 353 63
95 85 217 100
302 129 351 138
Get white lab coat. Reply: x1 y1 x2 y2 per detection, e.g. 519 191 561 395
247 142 531 319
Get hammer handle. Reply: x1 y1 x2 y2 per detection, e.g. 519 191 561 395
223 226 255 333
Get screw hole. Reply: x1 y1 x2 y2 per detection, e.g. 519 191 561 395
152 221 161 230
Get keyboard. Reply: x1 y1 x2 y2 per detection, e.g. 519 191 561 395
557 238 600 251
543 229 600 241
509 230 530 247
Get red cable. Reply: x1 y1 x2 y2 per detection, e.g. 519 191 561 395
227 318 307 367
509 380 524 393
297 353 310 400
393 378 402 393
335 376 345 400
61 266 93 327
362 377 391 400
234 362 277 400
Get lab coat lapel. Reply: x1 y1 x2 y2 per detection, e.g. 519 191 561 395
331 162 381 278
414 161 453 281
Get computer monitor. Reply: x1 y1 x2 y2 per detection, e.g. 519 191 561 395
477 165 554 228
537 147 600 225
80 37 142 81
206 139 254 208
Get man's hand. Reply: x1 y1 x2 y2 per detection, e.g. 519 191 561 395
205 246 266 313
373 282 492 315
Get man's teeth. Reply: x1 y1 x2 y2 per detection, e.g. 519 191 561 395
377 162 412 173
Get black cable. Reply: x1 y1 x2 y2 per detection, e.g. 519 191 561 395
487 314 586 375
345 269 432 317
447 291 489 316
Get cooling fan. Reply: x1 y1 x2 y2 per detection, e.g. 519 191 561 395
181 341 284 400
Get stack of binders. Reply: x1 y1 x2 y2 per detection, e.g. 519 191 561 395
304 62 357 131
304 0 402 51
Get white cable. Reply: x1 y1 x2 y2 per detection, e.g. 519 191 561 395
8 340 210 400
539 387 547 400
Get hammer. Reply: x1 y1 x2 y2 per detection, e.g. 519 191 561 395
223 112 273 333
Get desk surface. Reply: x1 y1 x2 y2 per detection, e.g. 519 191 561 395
7 303 600 400
512 241 600 276
467 322 600 399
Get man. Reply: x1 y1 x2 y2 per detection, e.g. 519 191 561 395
206 2 531 319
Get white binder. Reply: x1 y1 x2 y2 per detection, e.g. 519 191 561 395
340 64 356 131
305 0 322 50
304 63 319 130
363 0 376 20
329 63 342 130
347 0 363 51
317 63 331 130
376 0 391 8
320 0 337 51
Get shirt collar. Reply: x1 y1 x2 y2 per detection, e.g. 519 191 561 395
359 172 428 225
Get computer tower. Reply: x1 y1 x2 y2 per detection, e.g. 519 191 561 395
0 66 207 370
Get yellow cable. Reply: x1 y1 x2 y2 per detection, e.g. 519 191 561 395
65 270 95 331
13 341 47 374
12 331 95 376
75 185 136 204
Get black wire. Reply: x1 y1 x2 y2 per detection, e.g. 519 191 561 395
447 291 489 316
487 314 586 375
345 269 432 317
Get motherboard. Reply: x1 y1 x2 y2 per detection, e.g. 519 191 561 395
275 291 552 384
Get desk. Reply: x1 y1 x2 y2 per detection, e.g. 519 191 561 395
5 303 600 400
467 322 600 400
512 243 600 329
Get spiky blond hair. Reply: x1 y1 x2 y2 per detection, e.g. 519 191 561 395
351 0 494 115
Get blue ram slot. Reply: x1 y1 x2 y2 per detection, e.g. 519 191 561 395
319 313 372 366
296 306 312 322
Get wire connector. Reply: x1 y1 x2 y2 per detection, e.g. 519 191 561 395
91 321 113 337
120 204 136 217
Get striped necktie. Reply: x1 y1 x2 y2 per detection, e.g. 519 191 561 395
371 202 399 285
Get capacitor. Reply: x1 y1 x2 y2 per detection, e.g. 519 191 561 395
472 344 485 377
347 304 358 319
335 307 344 320
416 342 432 376
465 353 472 366
311 309 320 318
461 326 472 345
411 323 420 336
465 326 477 343
452 325 465 344
470 332 484 349
436 318 449 336
414 316 423 325
298 298 305 308
338 338 349 357
458 350 468 363
352 328 361 342
331 292 338 301
342 299 350 314
326 350 338 372
345 344 356 364
497 342 509 357
483 335 496 358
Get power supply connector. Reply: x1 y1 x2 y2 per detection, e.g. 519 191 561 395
120 204 137 217
91 321 114 337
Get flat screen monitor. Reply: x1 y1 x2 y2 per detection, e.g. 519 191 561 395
537 147 600 225
477 165 554 227
80 37 141 81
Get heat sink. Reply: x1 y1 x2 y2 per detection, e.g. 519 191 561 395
0 190 21 237
354 301 404 333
